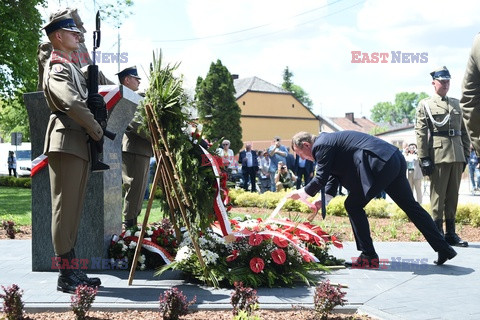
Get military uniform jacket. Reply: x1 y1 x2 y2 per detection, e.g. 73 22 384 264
461 33 480 153
43 50 103 161
415 94 470 164
122 109 153 157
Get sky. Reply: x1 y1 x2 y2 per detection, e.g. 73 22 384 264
40 0 480 119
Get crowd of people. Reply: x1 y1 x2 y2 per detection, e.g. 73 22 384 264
215 136 315 193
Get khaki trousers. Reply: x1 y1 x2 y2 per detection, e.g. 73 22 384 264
407 171 423 203
429 162 463 220
122 152 150 220
48 152 89 255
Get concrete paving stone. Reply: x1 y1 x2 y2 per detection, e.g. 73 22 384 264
2 232 480 318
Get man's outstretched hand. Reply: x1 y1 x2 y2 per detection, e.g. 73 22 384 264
287 188 318 215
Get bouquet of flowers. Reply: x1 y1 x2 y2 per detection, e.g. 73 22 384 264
156 216 343 288
109 218 178 270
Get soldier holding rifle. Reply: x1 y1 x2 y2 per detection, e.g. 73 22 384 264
42 12 107 293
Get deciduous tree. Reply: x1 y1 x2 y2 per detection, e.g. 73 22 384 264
371 92 429 124
281 66 313 109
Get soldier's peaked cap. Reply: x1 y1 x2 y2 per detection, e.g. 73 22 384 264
43 13 81 35
116 66 141 80
430 66 451 80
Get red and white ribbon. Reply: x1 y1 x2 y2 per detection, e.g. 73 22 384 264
199 145 232 236
99 85 121 111
31 154 48 177
123 235 173 265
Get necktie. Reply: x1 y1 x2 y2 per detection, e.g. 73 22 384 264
321 187 326 219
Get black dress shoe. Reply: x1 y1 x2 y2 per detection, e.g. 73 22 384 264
434 246 457 265
57 272 86 293
445 234 468 247
74 269 101 287
345 252 380 269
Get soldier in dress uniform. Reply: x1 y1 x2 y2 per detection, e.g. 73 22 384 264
415 66 469 247
461 33 480 155
118 66 153 227
42 12 104 293
38 8 113 91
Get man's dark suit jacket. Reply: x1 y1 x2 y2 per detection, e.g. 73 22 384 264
239 149 259 169
294 155 314 175
304 131 397 199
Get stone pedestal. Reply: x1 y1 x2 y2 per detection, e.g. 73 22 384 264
24 85 141 271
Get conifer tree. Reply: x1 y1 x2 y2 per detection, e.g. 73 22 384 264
195 60 243 154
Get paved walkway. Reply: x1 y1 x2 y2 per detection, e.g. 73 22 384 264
1 239 479 319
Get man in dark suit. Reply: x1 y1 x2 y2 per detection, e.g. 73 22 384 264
294 154 314 189
238 142 259 192
287 131 457 266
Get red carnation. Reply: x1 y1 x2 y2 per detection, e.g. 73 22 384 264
271 249 286 265
273 236 289 248
248 233 263 246
249 257 265 273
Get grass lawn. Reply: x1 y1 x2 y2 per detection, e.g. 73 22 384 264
0 186 32 225
0 185 169 227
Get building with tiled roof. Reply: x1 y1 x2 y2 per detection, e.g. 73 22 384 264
233 76 320 151
327 112 379 134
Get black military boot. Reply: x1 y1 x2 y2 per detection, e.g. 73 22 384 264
445 219 468 247
71 249 101 287
434 219 444 237
57 252 85 293
124 218 137 228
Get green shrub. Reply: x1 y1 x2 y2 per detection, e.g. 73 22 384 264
326 196 347 217
390 205 408 221
0 177 31 188
456 204 473 224
365 198 389 218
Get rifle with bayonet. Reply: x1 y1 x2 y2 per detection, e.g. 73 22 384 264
87 11 116 172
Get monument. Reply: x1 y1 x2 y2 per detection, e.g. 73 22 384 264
24 85 140 271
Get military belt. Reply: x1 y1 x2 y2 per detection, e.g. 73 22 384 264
432 129 463 137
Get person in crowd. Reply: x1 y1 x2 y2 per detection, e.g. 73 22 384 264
238 142 259 192
415 66 469 247
287 131 457 267
275 161 297 191
7 151 17 178
216 139 235 171
403 143 423 203
267 136 288 191
257 150 271 193
119 66 153 228
468 145 480 193
286 147 295 170
294 153 314 189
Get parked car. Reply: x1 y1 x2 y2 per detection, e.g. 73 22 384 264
15 149 32 177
